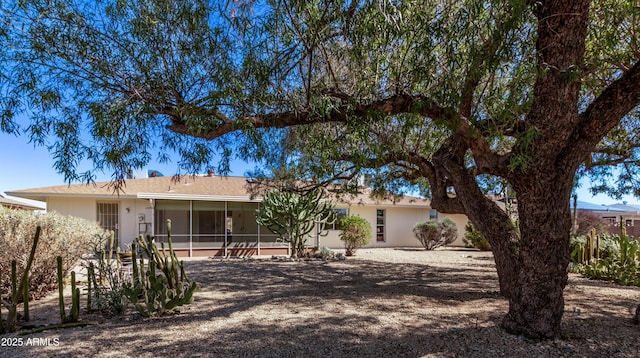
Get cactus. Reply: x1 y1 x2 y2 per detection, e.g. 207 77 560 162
57 256 66 323
587 229 595 264
1 226 40 333
70 271 79 322
122 220 199 316
22 271 29 321
256 188 335 258
57 259 81 323
86 263 94 312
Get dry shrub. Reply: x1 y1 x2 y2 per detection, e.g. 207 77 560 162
0 208 106 300
413 218 458 250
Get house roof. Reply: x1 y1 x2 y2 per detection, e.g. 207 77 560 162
570 200 627 212
0 194 45 210
606 203 640 214
6 175 432 208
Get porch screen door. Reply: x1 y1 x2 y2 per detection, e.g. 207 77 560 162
97 202 119 248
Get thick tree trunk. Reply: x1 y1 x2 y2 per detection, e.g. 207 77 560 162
455 184 520 298
435 155 520 298
501 175 574 339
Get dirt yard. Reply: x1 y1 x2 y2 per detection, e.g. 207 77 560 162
1 248 639 357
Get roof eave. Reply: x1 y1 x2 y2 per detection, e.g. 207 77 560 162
137 193 262 202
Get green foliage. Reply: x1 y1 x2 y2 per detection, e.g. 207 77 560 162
463 222 491 251
318 246 336 259
413 218 458 250
256 188 335 258
57 256 81 323
85 231 128 316
0 209 105 301
572 224 640 287
122 220 199 317
1 0 639 339
339 215 372 256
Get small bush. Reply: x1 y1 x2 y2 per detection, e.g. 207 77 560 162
462 222 491 251
414 218 458 250
339 215 372 256
0 208 106 301
318 246 336 259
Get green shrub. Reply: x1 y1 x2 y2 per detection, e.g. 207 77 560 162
414 218 458 250
462 222 491 251
574 230 640 287
339 215 372 256
0 208 106 300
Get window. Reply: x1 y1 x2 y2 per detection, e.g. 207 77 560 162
326 208 348 230
155 200 190 248
376 209 385 242
226 202 260 247
192 201 226 248
429 210 438 220
97 202 119 248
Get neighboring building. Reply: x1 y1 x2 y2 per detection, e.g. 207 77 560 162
571 200 640 238
7 174 468 257
0 194 45 211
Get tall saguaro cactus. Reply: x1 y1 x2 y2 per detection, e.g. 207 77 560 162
256 188 335 258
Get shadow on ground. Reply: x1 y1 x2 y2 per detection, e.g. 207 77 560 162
3 254 640 357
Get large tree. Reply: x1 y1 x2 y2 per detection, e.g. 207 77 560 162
1 0 639 339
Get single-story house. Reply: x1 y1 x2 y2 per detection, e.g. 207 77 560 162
6 173 468 257
0 194 45 211
571 200 640 238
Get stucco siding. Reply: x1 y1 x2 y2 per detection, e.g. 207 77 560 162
47 197 97 226
43 193 468 254
321 206 468 250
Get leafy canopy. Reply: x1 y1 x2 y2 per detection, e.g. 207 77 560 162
0 0 638 199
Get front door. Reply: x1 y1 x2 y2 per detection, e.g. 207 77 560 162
97 202 119 248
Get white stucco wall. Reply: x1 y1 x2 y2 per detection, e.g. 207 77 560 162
47 196 152 250
46 197 468 251
320 205 468 250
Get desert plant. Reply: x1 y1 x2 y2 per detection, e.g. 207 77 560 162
463 222 491 251
122 220 199 316
56 256 81 323
256 188 335 258
85 231 128 315
1 226 40 333
414 218 458 250
318 246 336 259
0 209 105 301
339 215 372 256
576 221 640 287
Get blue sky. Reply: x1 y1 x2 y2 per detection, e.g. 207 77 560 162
0 132 253 197
1 131 639 206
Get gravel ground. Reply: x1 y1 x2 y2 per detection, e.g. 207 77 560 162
2 247 640 357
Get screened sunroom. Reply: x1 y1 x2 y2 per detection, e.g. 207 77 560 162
152 199 320 257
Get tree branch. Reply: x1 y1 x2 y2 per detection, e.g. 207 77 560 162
575 60 640 150
165 94 453 139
